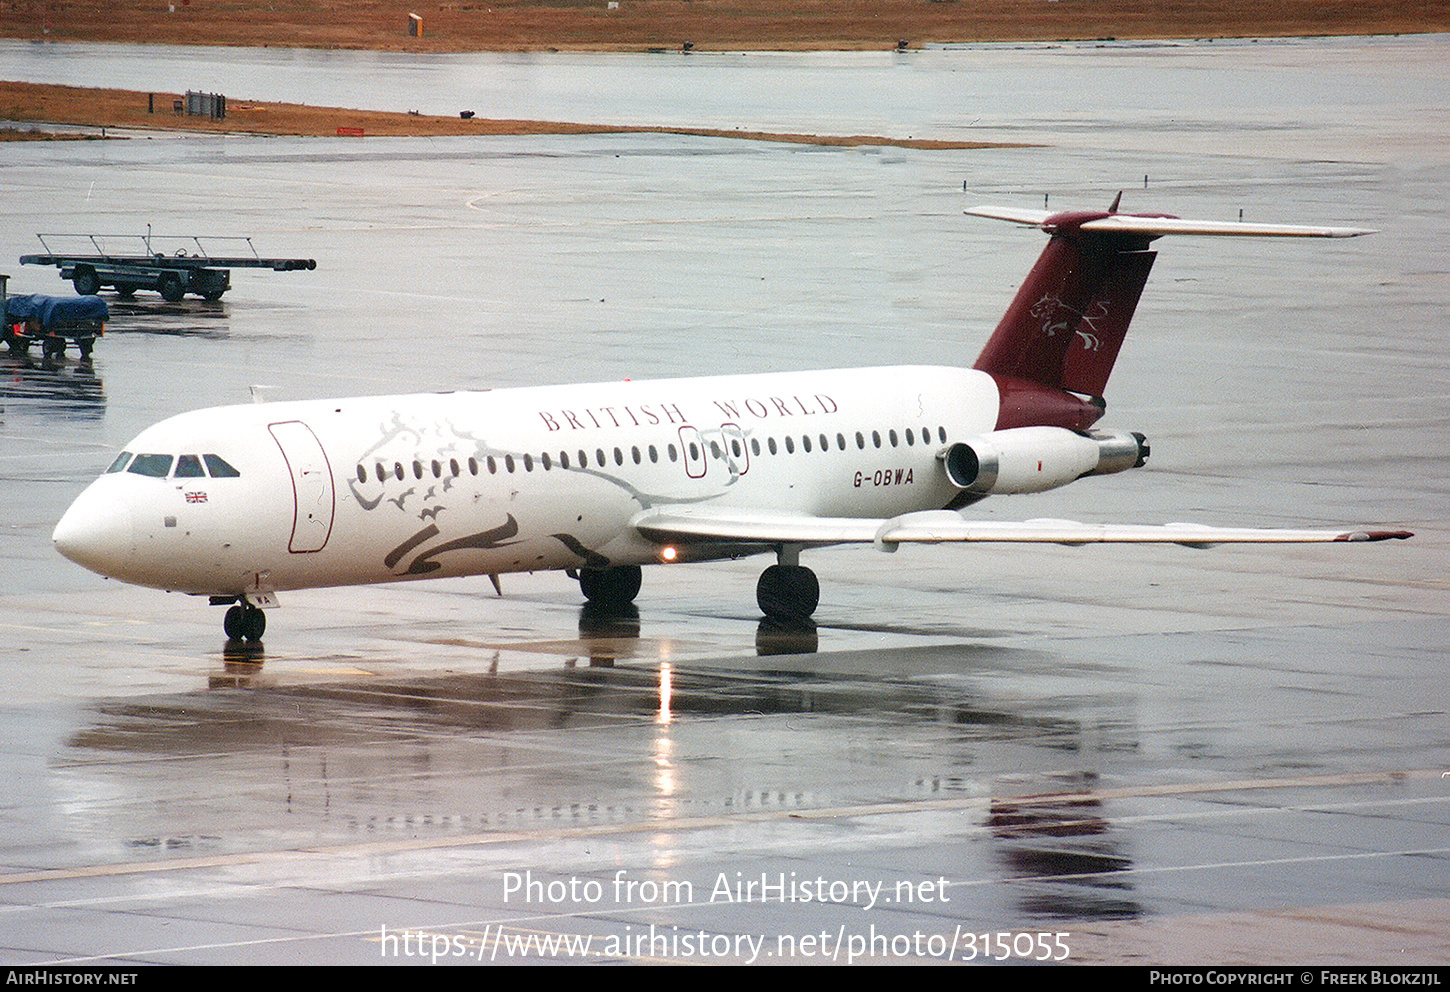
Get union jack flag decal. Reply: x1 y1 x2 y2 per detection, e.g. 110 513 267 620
185 492 208 504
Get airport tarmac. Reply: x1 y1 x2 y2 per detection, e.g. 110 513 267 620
0 37 1447 965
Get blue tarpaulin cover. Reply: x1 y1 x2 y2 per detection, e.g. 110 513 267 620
5 294 109 329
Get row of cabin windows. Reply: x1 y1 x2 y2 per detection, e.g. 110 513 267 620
355 425 951 485
106 451 242 479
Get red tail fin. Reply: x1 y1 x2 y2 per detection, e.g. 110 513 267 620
972 210 1156 429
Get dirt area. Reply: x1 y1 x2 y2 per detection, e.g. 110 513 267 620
0 80 1029 145
3 0 1446 52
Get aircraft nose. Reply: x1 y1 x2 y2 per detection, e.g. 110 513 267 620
53 483 135 577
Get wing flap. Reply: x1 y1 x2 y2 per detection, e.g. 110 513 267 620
634 507 1411 551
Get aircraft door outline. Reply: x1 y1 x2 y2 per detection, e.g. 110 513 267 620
678 425 707 479
720 422 749 477
268 420 335 553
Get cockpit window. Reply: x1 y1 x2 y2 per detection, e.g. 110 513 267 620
106 452 133 474
203 454 241 478
174 454 205 478
127 454 173 478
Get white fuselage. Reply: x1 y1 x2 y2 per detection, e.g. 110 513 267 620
53 365 1001 597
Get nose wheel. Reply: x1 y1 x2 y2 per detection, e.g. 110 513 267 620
223 604 267 642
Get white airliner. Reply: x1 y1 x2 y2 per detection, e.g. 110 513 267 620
52 203 1412 641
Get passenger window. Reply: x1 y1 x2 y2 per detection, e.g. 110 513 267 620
203 454 241 478
802 435 812 453
128 454 173 478
106 451 133 474
889 430 898 447
785 436 795 454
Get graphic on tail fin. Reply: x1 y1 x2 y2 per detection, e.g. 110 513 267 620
967 200 1373 431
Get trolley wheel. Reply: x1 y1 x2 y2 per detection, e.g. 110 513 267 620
72 265 101 296
158 273 186 303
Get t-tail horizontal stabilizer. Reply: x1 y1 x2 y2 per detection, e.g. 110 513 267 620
965 205 1376 239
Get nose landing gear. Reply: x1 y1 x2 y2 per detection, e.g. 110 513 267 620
223 603 267 642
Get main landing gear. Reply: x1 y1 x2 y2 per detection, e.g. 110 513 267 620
756 544 819 621
578 565 643 610
578 552 821 621
222 603 267 642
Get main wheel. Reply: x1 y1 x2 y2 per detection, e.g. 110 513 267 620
756 564 820 620
158 272 186 303
578 565 642 607
72 265 100 295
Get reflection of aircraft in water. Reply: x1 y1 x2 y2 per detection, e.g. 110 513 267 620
990 785 1142 921
53 203 1410 642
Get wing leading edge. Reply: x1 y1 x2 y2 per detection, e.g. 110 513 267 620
633 507 1413 552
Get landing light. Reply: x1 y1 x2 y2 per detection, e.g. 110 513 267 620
660 545 678 562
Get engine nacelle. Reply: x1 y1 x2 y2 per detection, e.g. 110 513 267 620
939 427 1148 496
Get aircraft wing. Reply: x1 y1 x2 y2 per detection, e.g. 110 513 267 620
633 507 1412 551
